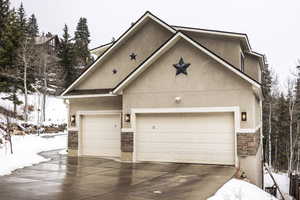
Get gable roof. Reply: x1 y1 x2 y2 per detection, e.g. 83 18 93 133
172 25 251 51
61 12 263 98
90 42 113 54
113 32 261 94
61 11 176 96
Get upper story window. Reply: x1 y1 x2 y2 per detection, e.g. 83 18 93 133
240 52 245 72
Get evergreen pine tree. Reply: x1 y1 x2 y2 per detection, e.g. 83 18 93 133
17 3 27 36
27 14 39 37
275 93 290 170
0 10 24 114
58 24 76 88
0 0 10 40
74 17 92 67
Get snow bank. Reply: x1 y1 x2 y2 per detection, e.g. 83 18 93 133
208 178 277 200
0 133 67 176
264 171 291 199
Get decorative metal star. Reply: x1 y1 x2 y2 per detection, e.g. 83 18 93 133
173 57 190 75
129 53 137 60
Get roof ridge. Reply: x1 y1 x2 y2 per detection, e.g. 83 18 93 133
172 25 247 36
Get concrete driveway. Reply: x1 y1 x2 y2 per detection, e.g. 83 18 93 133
0 150 236 200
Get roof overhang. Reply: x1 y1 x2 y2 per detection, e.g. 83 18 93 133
245 51 265 70
60 93 117 99
172 25 252 52
113 32 261 94
90 42 113 55
60 11 176 97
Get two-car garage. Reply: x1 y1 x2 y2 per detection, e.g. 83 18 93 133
135 112 235 165
79 111 235 166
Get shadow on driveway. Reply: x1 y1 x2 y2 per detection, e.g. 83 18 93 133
0 150 236 200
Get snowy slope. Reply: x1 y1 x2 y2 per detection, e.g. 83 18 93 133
0 93 67 125
208 178 277 200
0 133 67 176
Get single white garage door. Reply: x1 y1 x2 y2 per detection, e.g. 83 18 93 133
136 112 235 165
81 114 120 157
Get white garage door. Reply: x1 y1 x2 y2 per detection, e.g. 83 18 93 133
81 114 120 157
136 112 235 165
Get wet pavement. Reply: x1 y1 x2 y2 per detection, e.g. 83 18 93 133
0 150 236 200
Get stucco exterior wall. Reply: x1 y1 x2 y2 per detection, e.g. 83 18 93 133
182 31 242 70
254 97 261 127
76 19 173 90
239 144 263 187
244 55 261 82
68 96 122 127
123 39 255 129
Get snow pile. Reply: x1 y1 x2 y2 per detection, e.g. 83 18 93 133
264 172 291 200
0 133 67 176
208 178 277 200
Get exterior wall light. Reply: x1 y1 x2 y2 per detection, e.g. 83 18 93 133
175 96 181 103
70 115 76 126
124 114 131 123
241 112 247 121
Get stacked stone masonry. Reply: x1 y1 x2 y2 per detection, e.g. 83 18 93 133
121 132 133 152
68 130 78 150
237 129 260 156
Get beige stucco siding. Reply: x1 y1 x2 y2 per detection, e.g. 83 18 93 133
68 96 122 127
182 31 242 70
254 97 261 127
123 39 255 129
239 144 263 187
245 55 261 82
76 19 173 90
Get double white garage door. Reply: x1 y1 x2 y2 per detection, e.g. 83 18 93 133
80 112 235 165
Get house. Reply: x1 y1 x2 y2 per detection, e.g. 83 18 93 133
61 12 264 187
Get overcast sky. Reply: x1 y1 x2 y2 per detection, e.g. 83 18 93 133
10 0 300 84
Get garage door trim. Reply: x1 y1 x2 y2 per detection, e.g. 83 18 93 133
77 110 122 157
131 107 240 167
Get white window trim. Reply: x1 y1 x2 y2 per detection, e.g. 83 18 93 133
74 110 122 157
130 106 241 167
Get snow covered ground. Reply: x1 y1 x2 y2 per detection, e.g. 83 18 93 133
0 133 67 176
208 178 277 200
208 171 291 200
0 93 67 125
264 171 291 200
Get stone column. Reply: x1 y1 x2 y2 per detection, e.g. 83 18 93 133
121 131 133 162
68 130 78 156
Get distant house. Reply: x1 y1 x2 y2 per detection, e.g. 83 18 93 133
34 34 60 56
61 12 264 187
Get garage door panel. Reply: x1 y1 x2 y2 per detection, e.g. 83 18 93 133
138 152 233 165
81 114 120 157
138 142 233 152
138 132 233 142
136 112 235 165
138 113 233 132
